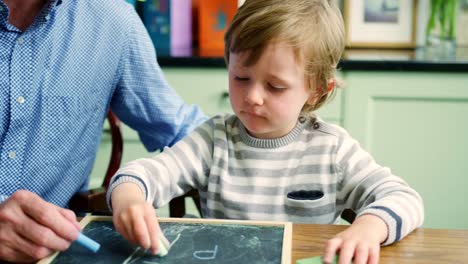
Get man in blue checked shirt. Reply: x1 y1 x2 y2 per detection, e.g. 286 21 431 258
0 0 206 262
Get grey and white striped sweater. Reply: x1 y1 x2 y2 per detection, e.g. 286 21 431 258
108 114 424 245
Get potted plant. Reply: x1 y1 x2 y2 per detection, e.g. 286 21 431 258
426 0 459 47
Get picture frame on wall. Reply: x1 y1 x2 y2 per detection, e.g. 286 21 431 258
344 0 418 48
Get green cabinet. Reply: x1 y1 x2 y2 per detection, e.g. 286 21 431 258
163 68 232 116
343 71 468 229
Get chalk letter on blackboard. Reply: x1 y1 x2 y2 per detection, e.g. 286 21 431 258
193 245 218 260
123 247 146 264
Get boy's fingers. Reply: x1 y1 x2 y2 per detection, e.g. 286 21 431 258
144 210 160 255
323 238 341 263
130 209 150 249
368 246 380 264
352 243 368 264
337 241 355 264
115 212 136 245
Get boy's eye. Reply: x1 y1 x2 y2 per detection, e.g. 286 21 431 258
234 75 250 81
268 83 285 91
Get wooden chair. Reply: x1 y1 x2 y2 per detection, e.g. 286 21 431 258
69 111 123 215
169 190 202 218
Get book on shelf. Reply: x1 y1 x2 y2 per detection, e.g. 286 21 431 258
198 0 237 57
143 0 192 57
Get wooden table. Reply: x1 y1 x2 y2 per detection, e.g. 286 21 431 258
292 224 468 264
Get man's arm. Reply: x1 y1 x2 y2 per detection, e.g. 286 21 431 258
110 7 207 152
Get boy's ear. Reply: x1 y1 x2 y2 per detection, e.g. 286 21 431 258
306 79 335 105
326 80 335 93
306 79 336 105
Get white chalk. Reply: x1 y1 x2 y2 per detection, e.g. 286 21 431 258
156 233 170 257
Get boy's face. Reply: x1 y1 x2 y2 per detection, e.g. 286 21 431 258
228 42 314 139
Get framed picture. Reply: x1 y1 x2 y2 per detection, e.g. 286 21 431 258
344 0 418 48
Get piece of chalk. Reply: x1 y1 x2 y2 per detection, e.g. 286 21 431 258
76 233 101 253
156 234 170 257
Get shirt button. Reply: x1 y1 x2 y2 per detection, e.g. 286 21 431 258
313 122 320 129
16 96 25 104
8 151 16 159
45 14 51 20
17 37 24 44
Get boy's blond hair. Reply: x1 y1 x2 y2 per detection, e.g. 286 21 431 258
225 0 345 112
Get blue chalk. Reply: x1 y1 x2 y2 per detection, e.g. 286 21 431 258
76 233 100 253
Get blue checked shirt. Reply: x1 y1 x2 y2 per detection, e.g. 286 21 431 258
0 0 206 207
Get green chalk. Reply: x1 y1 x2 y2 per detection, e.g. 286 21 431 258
296 255 340 264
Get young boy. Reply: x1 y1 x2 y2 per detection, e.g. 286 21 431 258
107 0 424 263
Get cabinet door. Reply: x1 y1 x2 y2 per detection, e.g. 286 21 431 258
343 71 468 229
163 68 232 115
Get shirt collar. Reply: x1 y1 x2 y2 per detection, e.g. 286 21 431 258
0 2 10 29
36 0 63 25
48 0 63 7
0 0 62 30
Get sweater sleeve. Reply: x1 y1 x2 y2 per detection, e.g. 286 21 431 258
335 134 424 245
107 117 216 209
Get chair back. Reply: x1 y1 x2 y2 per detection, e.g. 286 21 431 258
69 110 123 214
103 111 123 188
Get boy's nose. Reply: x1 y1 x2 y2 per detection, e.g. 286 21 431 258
244 85 264 105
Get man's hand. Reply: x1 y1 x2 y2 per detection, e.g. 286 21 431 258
323 214 388 264
0 190 81 263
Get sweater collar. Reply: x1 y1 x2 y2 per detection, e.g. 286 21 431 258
238 115 312 149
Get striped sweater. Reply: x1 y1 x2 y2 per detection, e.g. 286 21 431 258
108 114 424 245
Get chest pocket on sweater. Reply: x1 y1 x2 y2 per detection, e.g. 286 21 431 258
287 190 324 200
285 189 336 223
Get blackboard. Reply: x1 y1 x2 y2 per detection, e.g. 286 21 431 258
38 216 292 264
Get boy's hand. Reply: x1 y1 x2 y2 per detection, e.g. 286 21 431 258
322 214 388 264
111 183 163 255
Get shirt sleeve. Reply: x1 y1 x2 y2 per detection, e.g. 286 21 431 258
107 118 216 209
110 7 207 152
335 134 424 246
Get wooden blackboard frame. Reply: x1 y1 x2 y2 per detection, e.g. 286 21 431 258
38 215 292 264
